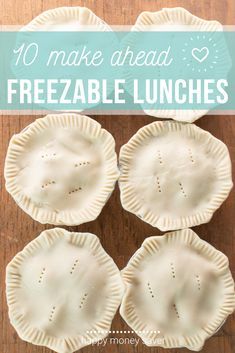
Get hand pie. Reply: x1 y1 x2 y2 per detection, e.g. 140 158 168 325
23 6 110 31
4 113 119 225
128 7 226 122
6 228 124 353
119 121 232 231
120 229 235 351
14 7 113 112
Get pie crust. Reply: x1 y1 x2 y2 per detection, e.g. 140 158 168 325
14 7 113 112
119 120 232 231
23 6 110 31
128 7 225 122
6 228 124 353
134 7 222 32
4 113 119 225
120 229 235 351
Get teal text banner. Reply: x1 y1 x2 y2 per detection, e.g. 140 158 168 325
0 30 234 112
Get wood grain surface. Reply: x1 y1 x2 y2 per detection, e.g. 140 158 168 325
0 1 234 353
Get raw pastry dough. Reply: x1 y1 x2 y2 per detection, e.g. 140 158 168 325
4 113 119 225
6 228 124 353
14 7 114 112
23 6 110 31
119 121 232 231
120 229 235 350
134 7 222 33
128 7 225 122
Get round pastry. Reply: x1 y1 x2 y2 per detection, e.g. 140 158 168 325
4 113 119 225
120 229 235 351
6 228 124 353
23 6 110 31
126 7 227 122
119 120 232 231
13 7 115 112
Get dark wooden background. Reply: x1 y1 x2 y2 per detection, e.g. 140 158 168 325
0 1 234 353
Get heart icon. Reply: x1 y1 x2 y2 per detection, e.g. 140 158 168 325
191 47 209 63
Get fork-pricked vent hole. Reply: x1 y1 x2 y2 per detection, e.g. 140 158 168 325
41 181 56 189
38 267 46 283
79 293 88 309
170 263 176 278
41 152 57 159
49 306 56 322
147 282 155 298
179 182 187 198
70 259 79 274
156 177 162 193
196 275 201 291
68 187 82 195
157 150 163 164
74 161 90 167
173 304 180 319
188 148 195 163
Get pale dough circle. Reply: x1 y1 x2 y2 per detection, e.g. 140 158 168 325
127 7 225 122
23 6 110 31
4 113 119 225
6 228 124 353
120 229 235 350
13 7 114 113
119 121 232 231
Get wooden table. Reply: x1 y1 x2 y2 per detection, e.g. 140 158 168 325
0 1 234 353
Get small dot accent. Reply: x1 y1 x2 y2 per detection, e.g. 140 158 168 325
86 330 160 334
